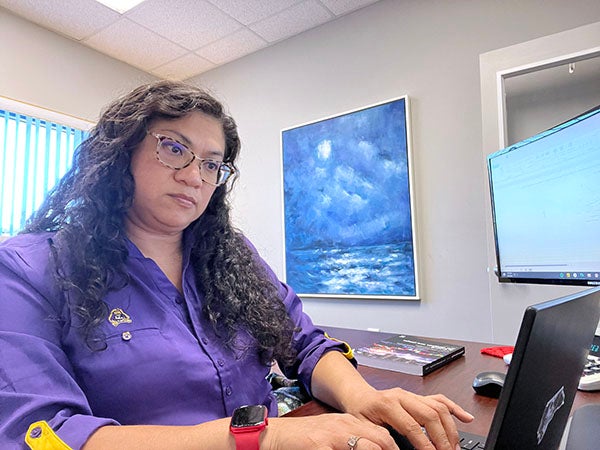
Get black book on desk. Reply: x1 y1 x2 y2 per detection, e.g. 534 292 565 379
354 334 465 376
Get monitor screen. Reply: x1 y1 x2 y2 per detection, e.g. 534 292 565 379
487 104 600 285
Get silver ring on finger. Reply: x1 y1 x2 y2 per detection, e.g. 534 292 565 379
347 435 362 449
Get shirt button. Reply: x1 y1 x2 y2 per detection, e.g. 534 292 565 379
201 338 209 345
121 331 132 341
225 386 232 396
217 359 225 367
29 426 42 439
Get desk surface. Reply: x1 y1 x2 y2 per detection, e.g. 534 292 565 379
286 326 600 436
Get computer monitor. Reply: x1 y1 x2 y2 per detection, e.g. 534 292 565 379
487 104 600 285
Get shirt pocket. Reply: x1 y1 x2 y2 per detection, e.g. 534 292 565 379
73 326 183 418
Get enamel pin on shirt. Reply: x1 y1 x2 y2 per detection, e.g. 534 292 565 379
108 308 132 327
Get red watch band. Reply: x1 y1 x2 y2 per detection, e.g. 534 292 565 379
232 429 262 450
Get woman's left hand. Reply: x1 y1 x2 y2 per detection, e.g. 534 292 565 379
311 351 474 450
344 387 474 450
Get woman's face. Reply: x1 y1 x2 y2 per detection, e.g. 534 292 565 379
126 111 226 237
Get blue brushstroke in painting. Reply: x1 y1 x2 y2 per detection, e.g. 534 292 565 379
282 98 415 296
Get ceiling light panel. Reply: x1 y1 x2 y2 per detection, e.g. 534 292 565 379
94 0 147 14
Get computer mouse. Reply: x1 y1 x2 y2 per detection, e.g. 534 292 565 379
472 371 506 398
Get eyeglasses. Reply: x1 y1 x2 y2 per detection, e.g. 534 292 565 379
148 132 234 186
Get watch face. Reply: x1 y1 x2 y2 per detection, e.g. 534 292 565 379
231 405 267 427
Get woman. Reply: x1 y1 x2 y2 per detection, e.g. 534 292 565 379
0 81 472 450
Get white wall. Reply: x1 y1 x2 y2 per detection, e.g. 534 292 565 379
0 8 156 122
193 0 600 343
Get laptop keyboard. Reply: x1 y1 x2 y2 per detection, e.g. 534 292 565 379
390 427 486 449
458 430 486 449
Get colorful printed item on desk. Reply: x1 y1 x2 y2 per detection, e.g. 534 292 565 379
108 308 132 327
354 334 465 376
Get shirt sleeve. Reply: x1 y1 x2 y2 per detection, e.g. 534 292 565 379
0 237 118 450
276 280 356 395
245 239 355 395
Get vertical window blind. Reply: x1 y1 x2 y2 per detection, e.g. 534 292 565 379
0 109 86 236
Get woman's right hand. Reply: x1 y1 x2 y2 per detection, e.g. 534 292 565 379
263 414 400 450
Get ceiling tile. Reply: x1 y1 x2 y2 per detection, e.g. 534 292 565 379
205 0 302 25
1 0 384 78
0 0 120 40
196 29 268 65
125 0 242 50
150 53 215 80
250 0 334 43
83 18 188 71
320 0 381 16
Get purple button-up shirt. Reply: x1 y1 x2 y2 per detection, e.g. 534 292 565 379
0 233 345 449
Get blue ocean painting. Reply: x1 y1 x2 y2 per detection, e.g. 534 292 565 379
282 97 417 298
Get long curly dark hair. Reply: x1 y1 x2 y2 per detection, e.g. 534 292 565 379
23 80 296 366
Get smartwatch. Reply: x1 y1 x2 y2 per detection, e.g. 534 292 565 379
229 405 268 450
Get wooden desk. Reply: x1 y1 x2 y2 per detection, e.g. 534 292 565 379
286 326 600 436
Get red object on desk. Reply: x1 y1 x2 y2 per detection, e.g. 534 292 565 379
480 346 514 358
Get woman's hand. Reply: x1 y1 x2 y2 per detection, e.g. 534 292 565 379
311 351 474 450
343 387 474 450
263 414 400 450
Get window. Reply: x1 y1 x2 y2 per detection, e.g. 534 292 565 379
0 100 91 236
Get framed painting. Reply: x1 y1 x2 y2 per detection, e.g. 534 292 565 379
281 96 419 299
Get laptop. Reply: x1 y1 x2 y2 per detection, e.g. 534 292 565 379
394 287 600 450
